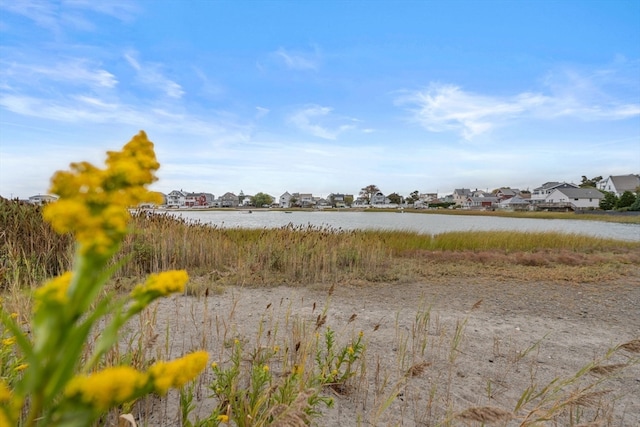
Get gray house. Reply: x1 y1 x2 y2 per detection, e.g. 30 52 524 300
597 174 640 196
219 192 239 207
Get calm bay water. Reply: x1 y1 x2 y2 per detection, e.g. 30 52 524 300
165 210 640 242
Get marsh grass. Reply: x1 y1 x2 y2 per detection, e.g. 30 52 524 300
3 201 638 292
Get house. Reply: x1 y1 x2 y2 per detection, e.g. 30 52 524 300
185 192 215 207
498 195 530 211
597 174 640 196
28 194 57 205
542 188 604 210
352 197 368 207
370 191 390 205
530 182 579 204
420 193 439 203
167 190 187 207
463 196 500 209
495 188 521 200
219 192 239 207
279 191 292 208
328 193 350 208
296 193 315 208
452 189 472 205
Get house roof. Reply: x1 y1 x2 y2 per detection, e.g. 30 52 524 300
466 196 499 203
609 174 640 192
553 188 604 199
534 182 578 191
499 196 529 205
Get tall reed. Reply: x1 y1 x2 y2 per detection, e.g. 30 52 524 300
2 203 639 290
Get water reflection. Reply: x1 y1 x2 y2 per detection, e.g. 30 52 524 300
166 210 640 242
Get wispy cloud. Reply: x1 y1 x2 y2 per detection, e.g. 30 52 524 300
255 106 270 119
272 47 319 70
0 0 138 33
0 93 251 142
124 51 184 98
1 59 117 89
288 105 357 140
398 66 640 140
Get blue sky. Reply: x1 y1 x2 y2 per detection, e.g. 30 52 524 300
1 0 639 200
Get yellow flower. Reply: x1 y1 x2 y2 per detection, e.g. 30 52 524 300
14 364 28 372
217 414 229 423
347 346 355 355
211 362 218 369
2 337 16 347
9 313 18 319
34 271 73 307
273 345 280 353
359 330 364 338
43 131 160 256
262 365 270 372
65 366 149 412
0 380 11 402
292 364 304 375
149 351 209 395
131 270 189 300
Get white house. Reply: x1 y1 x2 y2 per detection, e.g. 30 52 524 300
370 191 390 205
279 192 292 208
531 182 579 204
167 190 187 207
597 174 640 196
28 194 57 205
544 188 603 209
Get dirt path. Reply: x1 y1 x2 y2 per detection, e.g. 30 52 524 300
141 275 640 426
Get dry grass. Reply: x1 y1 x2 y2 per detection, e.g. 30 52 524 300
2 199 638 293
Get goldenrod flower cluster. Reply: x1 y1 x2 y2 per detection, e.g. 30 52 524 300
43 131 161 255
131 270 189 300
65 366 148 412
149 351 209 395
33 271 73 307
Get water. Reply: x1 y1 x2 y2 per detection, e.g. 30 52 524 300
163 210 640 242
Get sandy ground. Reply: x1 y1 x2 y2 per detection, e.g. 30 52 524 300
136 274 640 426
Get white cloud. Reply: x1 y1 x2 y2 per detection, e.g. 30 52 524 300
0 93 251 141
398 67 640 140
62 0 139 21
124 51 184 99
272 47 319 70
255 106 270 119
1 59 117 89
288 105 356 140
0 0 138 33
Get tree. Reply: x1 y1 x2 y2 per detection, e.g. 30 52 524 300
599 192 617 210
387 192 403 205
580 175 602 188
408 190 420 204
616 191 636 209
629 195 640 211
359 184 380 204
251 192 273 207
